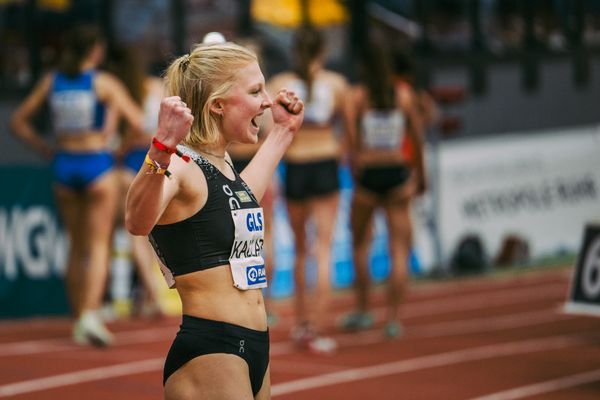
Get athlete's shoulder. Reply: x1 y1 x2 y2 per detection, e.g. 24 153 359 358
320 70 348 92
267 72 297 89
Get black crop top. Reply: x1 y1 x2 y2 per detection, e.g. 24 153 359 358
149 147 260 277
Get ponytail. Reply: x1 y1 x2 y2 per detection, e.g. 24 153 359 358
59 25 103 78
292 26 324 102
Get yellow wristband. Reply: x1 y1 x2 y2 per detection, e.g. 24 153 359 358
144 153 171 177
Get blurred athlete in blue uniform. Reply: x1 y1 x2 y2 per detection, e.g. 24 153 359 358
11 25 143 346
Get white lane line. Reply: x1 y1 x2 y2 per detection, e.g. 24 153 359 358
273 283 567 331
403 283 566 318
0 278 566 358
0 304 570 359
0 341 306 397
409 307 575 338
0 341 72 356
0 327 592 397
326 308 574 347
272 308 572 353
270 334 591 397
0 358 164 398
271 359 347 375
0 327 176 357
468 369 600 400
407 269 571 298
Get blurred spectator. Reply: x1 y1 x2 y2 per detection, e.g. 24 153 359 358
429 0 471 51
10 25 144 346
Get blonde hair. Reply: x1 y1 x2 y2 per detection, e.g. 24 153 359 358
164 42 258 146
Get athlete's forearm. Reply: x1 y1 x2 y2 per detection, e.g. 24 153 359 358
10 119 53 159
241 126 293 201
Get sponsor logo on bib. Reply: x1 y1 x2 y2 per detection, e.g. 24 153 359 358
246 264 266 285
246 211 263 232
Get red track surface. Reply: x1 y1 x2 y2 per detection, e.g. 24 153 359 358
1 265 599 399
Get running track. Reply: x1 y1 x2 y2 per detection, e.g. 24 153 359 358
1 265 599 399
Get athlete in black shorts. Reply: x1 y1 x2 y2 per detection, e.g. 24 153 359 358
125 42 304 399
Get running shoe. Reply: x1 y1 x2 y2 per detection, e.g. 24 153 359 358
307 336 338 355
290 324 338 355
341 311 374 331
384 320 403 339
290 323 316 348
73 310 114 347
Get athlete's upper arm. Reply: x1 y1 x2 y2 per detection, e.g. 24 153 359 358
12 73 53 122
126 154 191 234
403 88 424 140
95 71 144 130
333 73 350 108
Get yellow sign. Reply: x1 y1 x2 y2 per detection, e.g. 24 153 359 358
251 0 348 28
38 0 70 11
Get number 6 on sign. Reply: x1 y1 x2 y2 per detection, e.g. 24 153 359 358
582 238 600 298
565 224 600 316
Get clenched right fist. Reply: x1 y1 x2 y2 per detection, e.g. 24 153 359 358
155 96 194 148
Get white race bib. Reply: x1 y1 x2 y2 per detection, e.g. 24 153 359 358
50 90 95 132
361 110 405 149
229 207 267 290
157 257 176 289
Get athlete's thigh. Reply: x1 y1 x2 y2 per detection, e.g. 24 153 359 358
54 186 85 239
286 200 310 248
386 173 416 205
86 169 119 202
310 191 339 240
83 172 119 234
383 199 412 246
164 353 254 400
350 188 378 245
254 365 271 400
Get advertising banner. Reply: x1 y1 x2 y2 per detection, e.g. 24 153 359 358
436 125 600 267
0 166 69 318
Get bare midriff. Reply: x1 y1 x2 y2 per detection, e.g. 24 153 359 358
174 264 267 331
56 130 110 152
355 149 410 168
125 132 152 149
285 125 340 162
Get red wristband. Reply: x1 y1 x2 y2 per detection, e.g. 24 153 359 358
152 137 190 162
152 137 176 154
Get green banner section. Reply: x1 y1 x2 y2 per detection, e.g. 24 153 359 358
0 166 69 318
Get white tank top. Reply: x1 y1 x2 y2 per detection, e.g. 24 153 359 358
142 89 162 133
287 78 335 126
360 109 405 149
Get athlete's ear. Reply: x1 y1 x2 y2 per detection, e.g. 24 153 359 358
210 99 224 115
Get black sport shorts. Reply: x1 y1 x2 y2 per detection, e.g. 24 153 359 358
356 164 412 197
163 315 269 396
285 158 339 201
